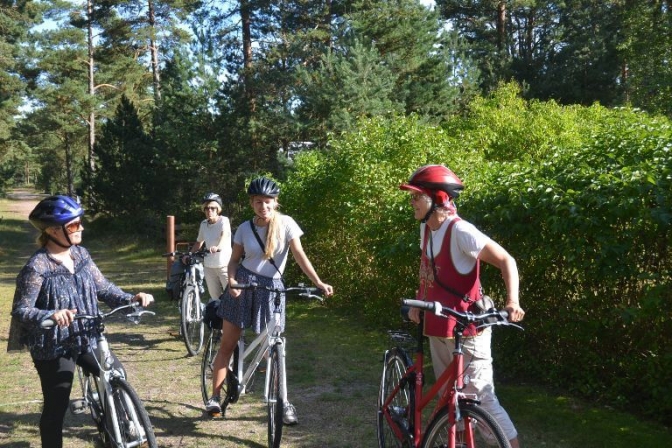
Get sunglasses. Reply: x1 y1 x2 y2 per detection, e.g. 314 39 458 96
64 220 84 233
204 206 219 211
410 193 425 202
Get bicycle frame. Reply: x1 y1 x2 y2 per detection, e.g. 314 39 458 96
234 299 287 404
381 325 472 446
379 300 519 448
55 304 157 447
76 330 141 444
164 249 207 355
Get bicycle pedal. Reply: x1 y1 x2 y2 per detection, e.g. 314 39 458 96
208 410 223 418
70 399 87 415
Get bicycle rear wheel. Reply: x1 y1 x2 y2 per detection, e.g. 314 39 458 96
106 378 157 448
377 347 414 448
181 285 205 356
421 402 511 448
267 345 283 448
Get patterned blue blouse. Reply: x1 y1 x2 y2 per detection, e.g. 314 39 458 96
7 245 133 360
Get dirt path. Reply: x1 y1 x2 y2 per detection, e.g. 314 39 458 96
3 188 48 216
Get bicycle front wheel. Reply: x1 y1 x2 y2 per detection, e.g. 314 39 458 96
421 402 511 448
181 286 205 356
377 348 414 448
107 378 158 448
200 330 239 408
267 345 283 448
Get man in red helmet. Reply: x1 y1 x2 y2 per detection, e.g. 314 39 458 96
400 165 525 448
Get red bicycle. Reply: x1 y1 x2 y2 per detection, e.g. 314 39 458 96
376 299 522 448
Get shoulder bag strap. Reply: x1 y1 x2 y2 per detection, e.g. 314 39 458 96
249 219 283 278
426 227 475 304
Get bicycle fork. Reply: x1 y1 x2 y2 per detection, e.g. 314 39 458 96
263 338 288 404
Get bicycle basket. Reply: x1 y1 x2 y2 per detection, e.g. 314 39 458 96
165 259 186 300
203 299 223 330
388 330 417 352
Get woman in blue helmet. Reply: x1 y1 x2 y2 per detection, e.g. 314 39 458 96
7 195 155 448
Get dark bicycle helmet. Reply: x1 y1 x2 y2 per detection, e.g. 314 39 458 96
202 192 222 207
29 195 84 231
399 165 464 202
247 177 280 197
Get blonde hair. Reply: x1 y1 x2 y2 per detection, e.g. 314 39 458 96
264 207 285 259
37 231 50 247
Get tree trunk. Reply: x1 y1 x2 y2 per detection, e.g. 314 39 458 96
148 0 162 104
65 133 74 196
497 1 506 52
241 0 255 113
87 0 95 175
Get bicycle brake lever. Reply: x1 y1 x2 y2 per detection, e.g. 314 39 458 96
476 321 524 331
125 310 156 324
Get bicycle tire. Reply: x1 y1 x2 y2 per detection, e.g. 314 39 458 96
181 285 205 356
377 347 414 448
226 343 240 404
201 329 220 405
267 345 283 448
200 330 239 408
83 375 104 432
106 378 158 448
421 402 511 448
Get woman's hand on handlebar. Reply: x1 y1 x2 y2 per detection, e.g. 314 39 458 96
316 281 334 297
133 293 155 307
52 308 78 327
504 302 525 322
228 282 242 299
407 306 421 324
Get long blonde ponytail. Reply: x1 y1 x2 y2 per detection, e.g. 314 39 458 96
265 211 285 259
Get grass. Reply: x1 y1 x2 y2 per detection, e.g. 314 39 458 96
1 189 671 447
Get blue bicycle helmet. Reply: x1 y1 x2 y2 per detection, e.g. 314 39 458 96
29 195 84 231
247 177 280 197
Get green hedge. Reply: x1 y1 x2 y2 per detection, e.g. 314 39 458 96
281 84 672 423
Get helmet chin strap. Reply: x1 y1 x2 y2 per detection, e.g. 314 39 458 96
47 227 74 248
421 199 437 223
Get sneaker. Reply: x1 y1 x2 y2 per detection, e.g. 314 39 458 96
282 403 298 425
205 396 221 415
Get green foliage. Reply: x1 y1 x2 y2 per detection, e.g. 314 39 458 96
282 85 672 423
283 114 484 324
477 107 672 422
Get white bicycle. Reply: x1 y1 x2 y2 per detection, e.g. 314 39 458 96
43 303 157 448
163 249 208 356
200 282 323 448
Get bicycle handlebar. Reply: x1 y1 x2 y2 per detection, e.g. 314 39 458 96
401 299 523 331
230 282 324 302
162 248 215 260
41 303 156 329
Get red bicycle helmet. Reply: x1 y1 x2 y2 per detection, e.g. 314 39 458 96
29 195 84 231
400 165 464 205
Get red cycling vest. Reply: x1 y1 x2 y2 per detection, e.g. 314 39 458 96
418 218 482 337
